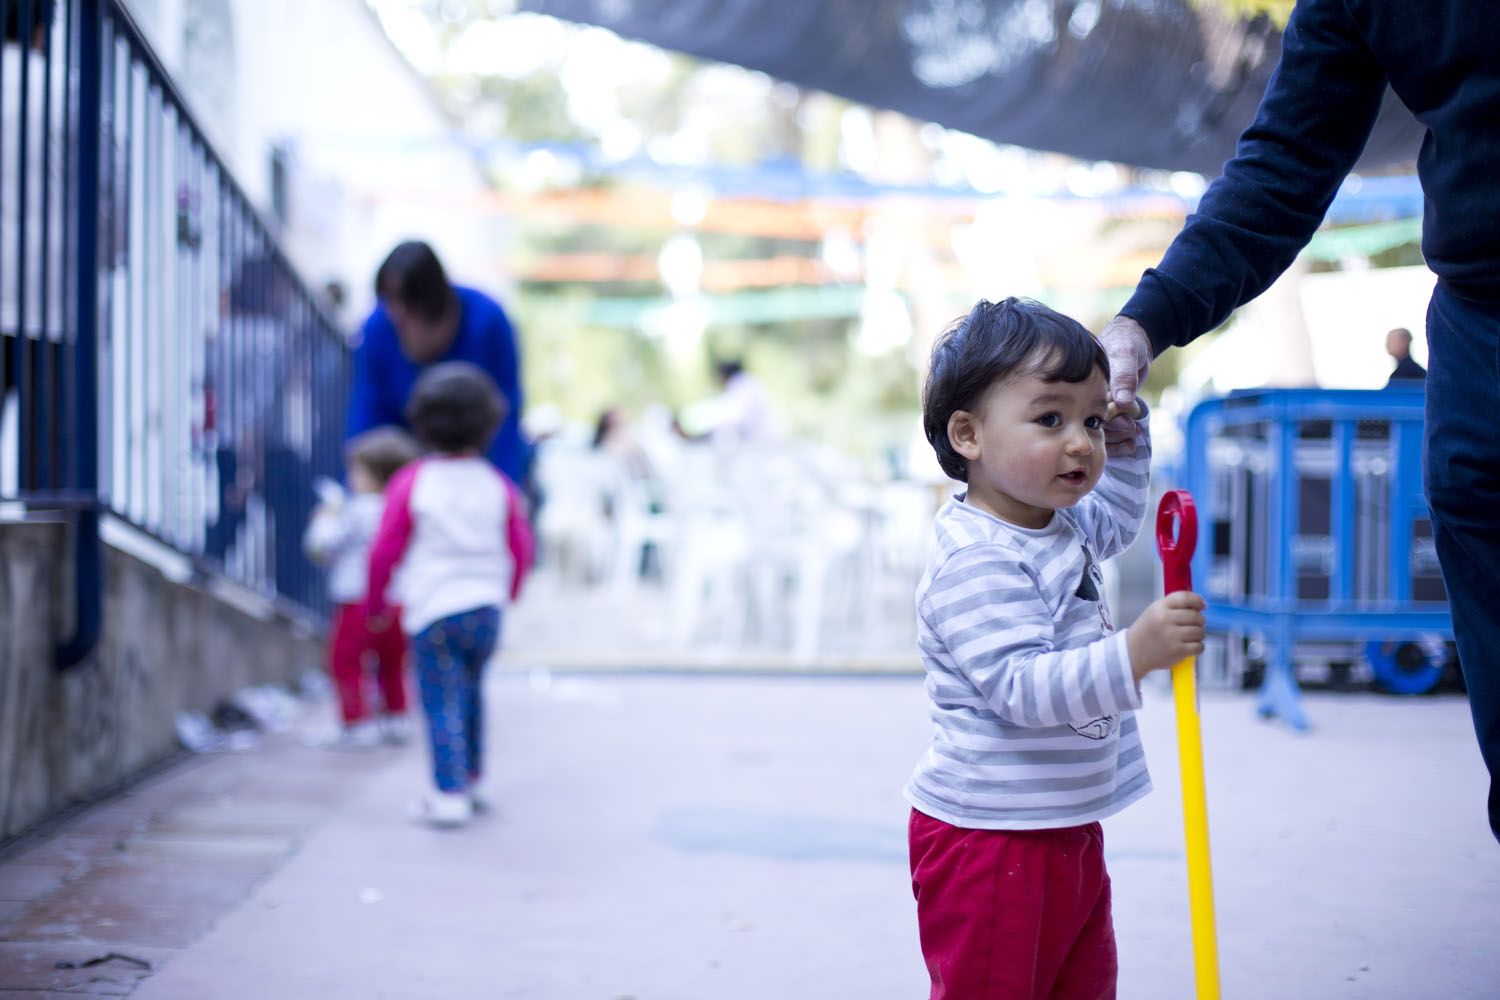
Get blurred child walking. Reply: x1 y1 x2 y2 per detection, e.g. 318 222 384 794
303 426 422 747
907 298 1206 999
365 361 534 827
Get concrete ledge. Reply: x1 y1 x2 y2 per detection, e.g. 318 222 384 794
0 522 323 845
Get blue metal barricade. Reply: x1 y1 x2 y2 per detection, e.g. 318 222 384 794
1181 387 1453 728
2 0 350 664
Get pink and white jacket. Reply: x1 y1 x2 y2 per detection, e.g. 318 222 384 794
364 455 535 635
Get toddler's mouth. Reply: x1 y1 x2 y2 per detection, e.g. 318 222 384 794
1059 470 1087 483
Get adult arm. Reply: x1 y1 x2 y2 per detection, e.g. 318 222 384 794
344 317 385 443
923 545 1142 728
1112 0 1388 392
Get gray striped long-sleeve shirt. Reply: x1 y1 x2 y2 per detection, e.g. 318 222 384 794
904 417 1153 830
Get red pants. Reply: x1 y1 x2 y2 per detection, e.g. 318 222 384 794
328 602 408 725
909 810 1117 1000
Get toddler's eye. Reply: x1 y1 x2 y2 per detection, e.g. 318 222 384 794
1085 415 1104 430
1036 413 1061 428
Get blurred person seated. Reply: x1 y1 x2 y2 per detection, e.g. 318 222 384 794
592 406 669 585
677 359 777 447
592 407 656 488
1384 326 1427 386
712 359 776 445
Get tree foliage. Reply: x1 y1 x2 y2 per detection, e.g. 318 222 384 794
1195 0 1295 27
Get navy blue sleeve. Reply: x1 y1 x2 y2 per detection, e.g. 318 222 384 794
1120 0 1388 353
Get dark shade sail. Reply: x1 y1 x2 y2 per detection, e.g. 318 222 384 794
516 0 1423 177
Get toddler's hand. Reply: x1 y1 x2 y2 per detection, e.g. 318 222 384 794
313 475 346 508
1104 398 1144 458
1126 591 1206 681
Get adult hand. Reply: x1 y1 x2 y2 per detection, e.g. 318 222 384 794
1099 314 1152 406
1099 315 1153 456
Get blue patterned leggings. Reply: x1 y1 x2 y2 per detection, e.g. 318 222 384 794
410 606 501 793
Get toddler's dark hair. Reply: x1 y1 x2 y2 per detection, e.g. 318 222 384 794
404 361 507 455
345 426 421 488
922 297 1108 482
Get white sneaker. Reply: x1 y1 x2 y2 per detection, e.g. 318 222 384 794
410 790 472 828
323 719 382 750
381 715 413 746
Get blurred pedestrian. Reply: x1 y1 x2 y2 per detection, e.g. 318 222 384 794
591 406 669 583
1095 0 1500 841
346 240 533 486
672 359 777 446
909 299 1205 998
203 254 283 571
709 359 775 446
364 362 535 827
303 425 422 748
592 406 659 487
1384 326 1426 385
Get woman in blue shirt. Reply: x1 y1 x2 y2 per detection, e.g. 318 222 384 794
346 241 532 487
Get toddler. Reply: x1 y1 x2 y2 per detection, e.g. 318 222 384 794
303 426 422 747
906 298 1205 999
365 361 534 827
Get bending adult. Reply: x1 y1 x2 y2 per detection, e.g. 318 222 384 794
1098 0 1500 841
347 241 532 486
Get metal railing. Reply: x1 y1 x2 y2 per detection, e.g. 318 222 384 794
2 0 350 665
1181 387 1453 724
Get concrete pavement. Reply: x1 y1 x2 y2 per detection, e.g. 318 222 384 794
1 668 1497 998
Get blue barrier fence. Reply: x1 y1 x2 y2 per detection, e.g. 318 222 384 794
1 0 349 664
1181 387 1453 725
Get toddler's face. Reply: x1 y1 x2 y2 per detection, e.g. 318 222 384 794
348 462 381 495
948 366 1109 528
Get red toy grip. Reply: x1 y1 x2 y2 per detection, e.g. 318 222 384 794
1156 490 1198 594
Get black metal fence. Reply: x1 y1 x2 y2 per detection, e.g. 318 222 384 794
2 0 350 663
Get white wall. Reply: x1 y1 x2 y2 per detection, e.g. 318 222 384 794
122 0 506 328
1299 264 1434 386
1179 264 1436 398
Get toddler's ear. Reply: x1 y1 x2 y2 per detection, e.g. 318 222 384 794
947 410 982 461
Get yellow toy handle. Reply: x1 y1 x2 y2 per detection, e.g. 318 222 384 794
1172 656 1221 999
1158 490 1221 999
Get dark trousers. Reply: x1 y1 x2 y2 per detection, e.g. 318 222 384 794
204 446 244 563
411 606 501 793
1424 283 1500 842
265 444 315 607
